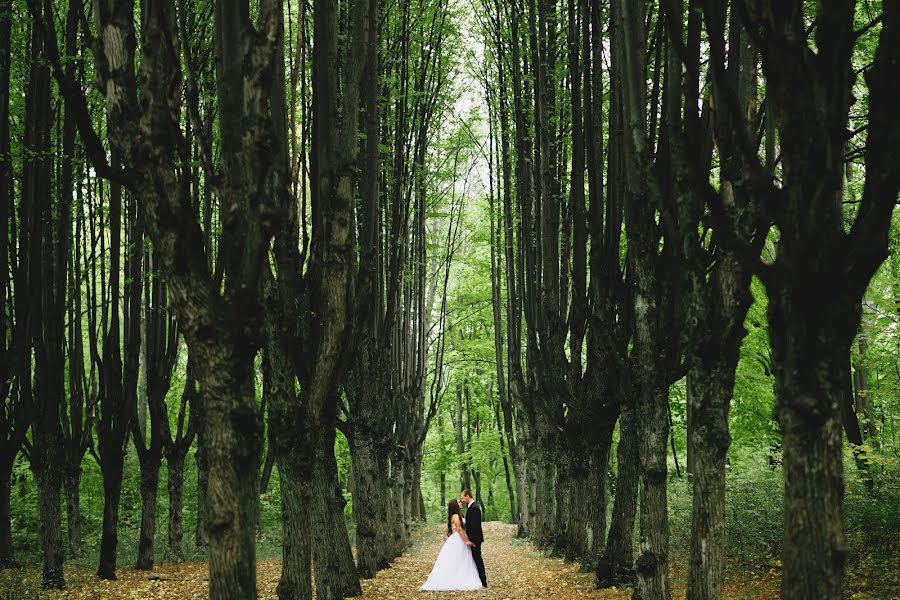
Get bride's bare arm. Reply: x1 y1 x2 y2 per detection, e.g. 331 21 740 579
452 514 474 546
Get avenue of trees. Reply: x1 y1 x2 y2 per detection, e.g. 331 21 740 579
2 0 900 599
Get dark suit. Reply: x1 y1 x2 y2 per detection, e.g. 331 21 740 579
465 501 487 587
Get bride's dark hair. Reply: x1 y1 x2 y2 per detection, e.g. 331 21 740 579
447 499 461 536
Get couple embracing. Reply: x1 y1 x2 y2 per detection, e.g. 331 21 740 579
420 489 488 591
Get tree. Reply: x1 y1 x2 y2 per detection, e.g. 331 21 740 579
265 0 374 596
28 0 285 592
0 0 27 569
699 2 900 597
132 251 179 570
24 0 67 585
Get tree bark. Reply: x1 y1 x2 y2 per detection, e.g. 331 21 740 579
29 0 284 593
34 457 65 589
490 385 517 524
136 460 161 569
264 266 312 599
455 383 469 491
276 462 312 600
98 454 125 579
311 420 361 600
770 296 851 599
166 454 185 560
665 3 757 598
350 419 383 579
347 358 395 576
853 334 878 444
165 357 197 560
633 383 671 600
63 466 83 560
720 4 900 598
0 0 21 568
686 358 735 599
616 0 671 595
24 4 66 585
493 0 529 535
598 400 639 587
0 461 15 567
195 422 210 549
202 356 263 599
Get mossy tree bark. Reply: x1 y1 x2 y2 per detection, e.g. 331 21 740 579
23 4 66 586
0 0 27 569
28 0 285 591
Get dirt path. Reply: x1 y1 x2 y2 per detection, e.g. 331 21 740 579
362 521 628 600
0 522 630 599
0 522 794 599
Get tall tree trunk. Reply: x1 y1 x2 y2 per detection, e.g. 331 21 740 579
686 353 737 599
492 1 528 534
455 383 469 491
0 461 15 567
202 356 262 599
166 453 185 559
33 453 65 589
136 459 161 569
350 411 383 578
505 0 538 542
633 383 670 600
95 131 142 583
59 0 87 562
617 0 671 595
139 244 179 567
0 0 20 569
264 267 312 600
673 3 756 599
63 466 83 560
97 453 125 579
485 84 516 523
287 0 375 594
699 3 900 598
277 462 312 600
30 0 285 593
166 357 196 561
491 385 517 523
770 297 851 599
25 4 66 585
598 399 639 587
311 419 361 600
853 334 878 444
195 421 210 549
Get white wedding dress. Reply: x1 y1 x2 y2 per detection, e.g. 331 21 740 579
420 519 483 591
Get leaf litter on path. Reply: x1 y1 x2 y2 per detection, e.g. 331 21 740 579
365 522 628 600
0 521 788 599
0 523 624 599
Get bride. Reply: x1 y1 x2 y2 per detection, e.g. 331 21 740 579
420 499 484 591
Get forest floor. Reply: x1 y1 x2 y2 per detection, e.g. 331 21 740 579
0 521 804 600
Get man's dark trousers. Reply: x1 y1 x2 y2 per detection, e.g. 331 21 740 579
465 501 487 587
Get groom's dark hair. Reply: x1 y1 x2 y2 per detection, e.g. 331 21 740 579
461 488 472 498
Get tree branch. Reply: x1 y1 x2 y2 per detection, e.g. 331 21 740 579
25 0 130 185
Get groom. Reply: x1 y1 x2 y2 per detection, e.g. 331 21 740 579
461 489 487 588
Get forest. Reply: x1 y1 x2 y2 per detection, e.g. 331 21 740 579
1 0 899 598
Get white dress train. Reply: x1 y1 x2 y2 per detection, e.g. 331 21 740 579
420 527 484 591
